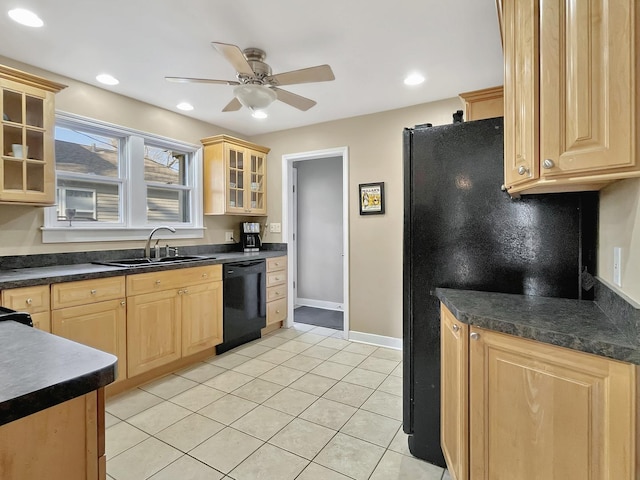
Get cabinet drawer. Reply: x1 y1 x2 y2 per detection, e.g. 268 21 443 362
52 277 125 309
267 297 287 325
127 265 222 296
1 285 50 313
267 270 287 287
267 256 287 272
267 285 287 302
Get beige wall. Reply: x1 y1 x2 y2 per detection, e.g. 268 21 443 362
0 55 251 255
251 98 463 339
599 178 640 305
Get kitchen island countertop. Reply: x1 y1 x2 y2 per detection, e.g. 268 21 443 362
435 288 640 365
0 320 117 426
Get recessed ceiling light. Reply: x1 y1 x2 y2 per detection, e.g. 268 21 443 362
404 73 425 86
176 102 194 111
8 8 43 27
96 74 119 86
251 110 268 119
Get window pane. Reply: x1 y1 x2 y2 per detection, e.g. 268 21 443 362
147 187 190 223
56 178 121 223
55 126 119 177
144 145 186 185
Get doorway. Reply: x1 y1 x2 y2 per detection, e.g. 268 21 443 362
282 147 349 339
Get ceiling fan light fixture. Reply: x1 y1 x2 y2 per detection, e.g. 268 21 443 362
233 84 277 110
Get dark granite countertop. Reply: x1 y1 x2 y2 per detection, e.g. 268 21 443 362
0 320 117 426
0 251 286 289
435 288 640 365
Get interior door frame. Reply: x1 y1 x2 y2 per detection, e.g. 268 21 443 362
281 147 349 339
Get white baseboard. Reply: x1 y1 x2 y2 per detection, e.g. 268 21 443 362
296 297 344 312
348 331 402 350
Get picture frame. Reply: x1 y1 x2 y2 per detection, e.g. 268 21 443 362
359 182 385 215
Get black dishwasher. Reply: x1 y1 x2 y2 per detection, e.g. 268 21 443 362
216 260 266 354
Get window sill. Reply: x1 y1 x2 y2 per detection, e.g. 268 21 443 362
41 226 205 244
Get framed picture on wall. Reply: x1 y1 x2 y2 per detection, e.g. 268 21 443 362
359 182 385 215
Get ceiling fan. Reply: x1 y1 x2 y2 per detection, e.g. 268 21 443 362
166 42 335 113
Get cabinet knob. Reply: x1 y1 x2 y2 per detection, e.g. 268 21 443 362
470 332 480 341
276 310 281 314
275 291 280 295
178 290 183 295
90 289 97 295
202 273 208 278
155 280 161 285
543 158 555 169
120 301 126 306
26 298 33 305
452 324 459 332
517 166 529 176
183 289 189 294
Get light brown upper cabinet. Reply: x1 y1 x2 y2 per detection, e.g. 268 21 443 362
458 86 504 121
503 0 640 195
0 65 66 205
201 135 269 215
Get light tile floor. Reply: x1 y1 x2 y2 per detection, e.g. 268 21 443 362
105 323 448 480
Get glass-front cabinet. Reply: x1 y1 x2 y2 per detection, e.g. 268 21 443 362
201 135 269 215
0 65 66 205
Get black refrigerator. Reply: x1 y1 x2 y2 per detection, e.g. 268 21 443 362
402 117 598 466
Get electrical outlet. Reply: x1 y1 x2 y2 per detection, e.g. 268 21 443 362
225 231 234 242
613 247 622 286
269 222 281 233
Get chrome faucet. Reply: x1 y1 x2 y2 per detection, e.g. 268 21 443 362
144 226 176 259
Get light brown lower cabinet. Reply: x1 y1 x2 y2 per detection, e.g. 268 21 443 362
266 256 287 326
126 265 223 377
441 304 638 480
51 277 127 383
52 299 127 383
1 284 51 332
0 389 105 480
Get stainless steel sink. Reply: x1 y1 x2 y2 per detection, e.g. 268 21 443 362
94 255 211 268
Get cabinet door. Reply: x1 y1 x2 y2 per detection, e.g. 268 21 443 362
0 79 55 204
540 0 637 177
127 290 181 377
469 327 636 480
52 299 127 382
30 311 51 333
181 281 223 357
248 149 266 214
225 143 246 214
503 0 539 188
440 306 469 480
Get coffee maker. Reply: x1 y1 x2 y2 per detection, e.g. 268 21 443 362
241 222 262 252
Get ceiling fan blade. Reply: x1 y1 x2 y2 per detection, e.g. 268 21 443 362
266 65 335 86
165 76 240 85
211 42 254 76
272 87 317 111
222 97 242 112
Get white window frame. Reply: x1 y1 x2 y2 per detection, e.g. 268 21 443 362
43 111 204 243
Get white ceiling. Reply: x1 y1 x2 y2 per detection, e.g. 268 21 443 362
0 1 504 136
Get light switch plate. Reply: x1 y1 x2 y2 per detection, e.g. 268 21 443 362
269 223 281 233
225 231 234 242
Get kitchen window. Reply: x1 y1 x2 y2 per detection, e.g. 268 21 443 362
42 112 203 243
